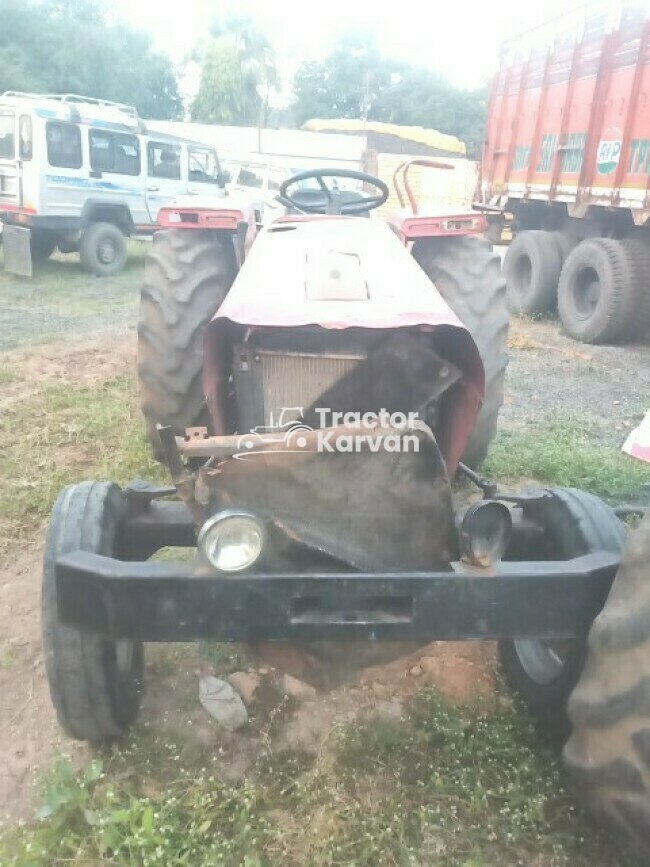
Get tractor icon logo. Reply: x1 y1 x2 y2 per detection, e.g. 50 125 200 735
234 408 315 459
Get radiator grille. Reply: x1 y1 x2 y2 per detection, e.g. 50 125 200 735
234 347 365 432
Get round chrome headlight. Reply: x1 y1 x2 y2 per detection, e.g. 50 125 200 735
459 501 512 567
198 511 265 573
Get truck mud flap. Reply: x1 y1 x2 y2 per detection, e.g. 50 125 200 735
2 224 32 277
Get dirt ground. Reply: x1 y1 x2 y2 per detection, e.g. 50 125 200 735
0 287 648 824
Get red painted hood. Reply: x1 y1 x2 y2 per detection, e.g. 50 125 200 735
204 217 484 474
210 217 470 331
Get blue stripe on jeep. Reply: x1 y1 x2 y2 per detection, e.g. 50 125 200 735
45 175 140 193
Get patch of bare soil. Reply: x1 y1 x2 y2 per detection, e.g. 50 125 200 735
0 551 90 821
505 318 648 447
1 335 136 408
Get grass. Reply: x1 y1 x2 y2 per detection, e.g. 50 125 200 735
485 411 649 501
0 373 165 560
0 242 144 350
0 692 629 866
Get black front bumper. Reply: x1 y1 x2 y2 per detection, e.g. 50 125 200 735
55 548 619 643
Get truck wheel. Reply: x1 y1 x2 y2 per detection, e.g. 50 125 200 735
558 238 634 344
30 230 57 264
80 222 128 276
620 239 650 341
138 229 237 460
564 513 650 861
551 231 577 267
42 482 143 744
498 488 625 729
503 230 561 315
413 236 508 468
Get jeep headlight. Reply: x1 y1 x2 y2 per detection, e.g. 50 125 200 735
198 511 265 573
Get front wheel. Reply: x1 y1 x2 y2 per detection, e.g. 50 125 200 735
80 222 128 276
42 482 143 744
498 488 625 730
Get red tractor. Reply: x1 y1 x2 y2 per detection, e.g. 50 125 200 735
42 164 650 860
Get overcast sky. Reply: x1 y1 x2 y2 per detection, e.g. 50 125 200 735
115 0 618 90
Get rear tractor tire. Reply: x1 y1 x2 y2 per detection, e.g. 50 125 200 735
498 488 625 731
413 235 508 468
138 229 237 460
564 512 650 862
557 238 637 344
503 230 562 315
42 482 143 744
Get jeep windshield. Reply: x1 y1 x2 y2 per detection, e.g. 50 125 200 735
188 147 221 184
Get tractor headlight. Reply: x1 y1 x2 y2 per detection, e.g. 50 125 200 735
198 510 265 573
459 501 512 567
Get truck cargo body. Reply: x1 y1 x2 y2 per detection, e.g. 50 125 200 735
484 7 650 345
484 8 650 225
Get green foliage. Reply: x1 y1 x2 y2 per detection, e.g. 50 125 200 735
484 412 649 500
191 14 277 126
291 34 487 154
0 0 182 119
0 693 625 865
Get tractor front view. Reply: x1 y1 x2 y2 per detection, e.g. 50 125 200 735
43 163 650 859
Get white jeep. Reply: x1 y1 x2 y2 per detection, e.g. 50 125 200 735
0 92 228 276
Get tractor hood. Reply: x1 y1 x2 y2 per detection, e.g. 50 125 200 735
209 217 473 331
204 217 484 473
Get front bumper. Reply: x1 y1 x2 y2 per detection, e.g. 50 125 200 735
55 544 619 643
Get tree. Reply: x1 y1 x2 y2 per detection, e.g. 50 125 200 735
191 14 277 126
291 37 487 154
0 0 182 119
292 35 396 125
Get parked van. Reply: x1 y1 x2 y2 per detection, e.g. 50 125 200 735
0 93 228 276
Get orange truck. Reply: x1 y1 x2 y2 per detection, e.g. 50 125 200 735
483 5 650 343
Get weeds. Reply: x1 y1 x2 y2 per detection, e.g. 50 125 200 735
485 411 649 500
0 373 164 559
0 691 627 866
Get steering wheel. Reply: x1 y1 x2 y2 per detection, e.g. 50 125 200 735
278 168 389 215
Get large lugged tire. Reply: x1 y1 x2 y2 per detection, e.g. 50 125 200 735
504 230 562 315
80 222 128 276
413 236 508 468
564 513 650 861
138 229 237 459
558 238 635 344
42 482 143 744
498 488 625 729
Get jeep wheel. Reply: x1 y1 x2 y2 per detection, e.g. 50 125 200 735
498 488 625 730
80 222 128 276
42 482 143 744
138 229 237 460
564 512 650 861
413 236 509 468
